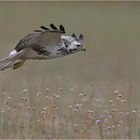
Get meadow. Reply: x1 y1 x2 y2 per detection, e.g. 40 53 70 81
0 82 139 139
0 1 140 139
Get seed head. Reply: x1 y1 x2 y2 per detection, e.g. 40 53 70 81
74 123 79 129
104 119 108 123
58 87 63 91
70 88 74 93
117 124 121 128
42 107 47 111
41 111 46 115
56 95 60 99
109 100 113 104
79 93 83 97
126 112 130 115
114 90 118 95
76 103 82 108
83 92 87 97
53 94 57 98
45 96 49 99
132 110 136 114
68 105 72 109
45 88 50 92
2 92 6 95
112 125 115 129
32 107 36 111
12 108 16 112
36 120 40 123
27 107 31 111
24 98 28 102
112 108 116 112
22 89 28 94
74 108 78 112
118 94 122 98
7 96 11 100
123 99 127 103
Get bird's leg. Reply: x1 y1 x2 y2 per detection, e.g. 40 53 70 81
13 60 26 69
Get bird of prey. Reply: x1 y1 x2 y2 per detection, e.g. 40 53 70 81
0 24 85 71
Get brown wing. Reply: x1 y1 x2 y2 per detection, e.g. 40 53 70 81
35 24 65 46
37 32 61 46
15 24 65 52
30 31 62 55
15 33 38 52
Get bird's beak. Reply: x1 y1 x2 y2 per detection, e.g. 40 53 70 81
81 48 86 52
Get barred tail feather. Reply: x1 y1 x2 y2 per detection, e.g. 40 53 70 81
0 60 14 71
0 50 24 71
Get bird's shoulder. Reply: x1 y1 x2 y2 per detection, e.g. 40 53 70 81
15 33 38 52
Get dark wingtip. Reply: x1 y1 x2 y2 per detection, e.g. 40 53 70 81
40 24 66 34
50 23 58 30
59 25 65 33
34 30 43 32
40 26 49 30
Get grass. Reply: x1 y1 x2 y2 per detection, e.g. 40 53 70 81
0 80 139 139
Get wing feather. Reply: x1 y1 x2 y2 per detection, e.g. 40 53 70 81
39 24 65 34
50 24 58 30
15 24 65 52
38 32 61 46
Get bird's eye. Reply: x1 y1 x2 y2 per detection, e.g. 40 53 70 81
77 44 81 47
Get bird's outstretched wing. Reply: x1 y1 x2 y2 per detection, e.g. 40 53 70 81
15 24 66 53
32 24 66 54
36 24 65 46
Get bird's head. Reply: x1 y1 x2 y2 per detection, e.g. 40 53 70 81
66 33 86 53
61 34 85 55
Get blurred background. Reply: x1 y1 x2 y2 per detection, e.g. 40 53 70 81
0 2 140 107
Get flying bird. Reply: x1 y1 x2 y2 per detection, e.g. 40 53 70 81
0 24 85 71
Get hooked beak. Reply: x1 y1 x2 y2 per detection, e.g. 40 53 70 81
81 48 86 52
76 44 86 52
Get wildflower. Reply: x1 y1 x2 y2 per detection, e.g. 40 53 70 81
96 119 101 124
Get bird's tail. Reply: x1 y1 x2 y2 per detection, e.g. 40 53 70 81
0 50 24 71
0 59 14 71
